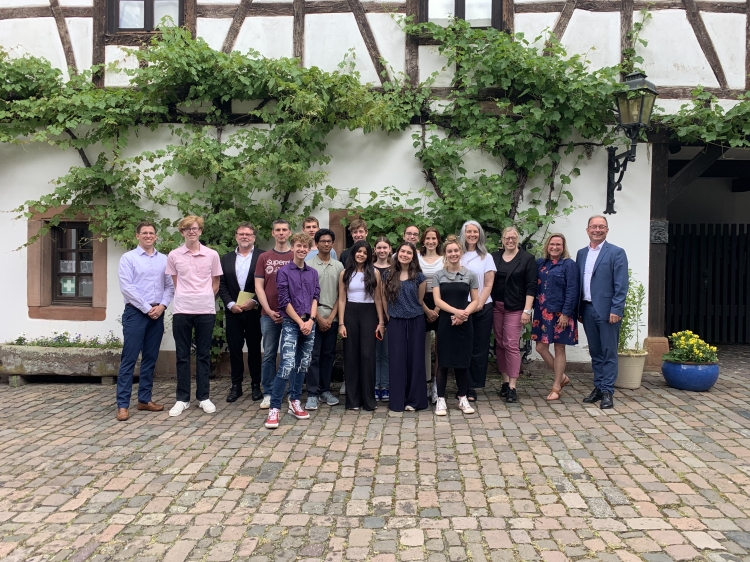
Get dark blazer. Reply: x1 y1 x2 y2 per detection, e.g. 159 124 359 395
575 241 628 320
535 257 579 317
490 248 537 311
219 247 265 310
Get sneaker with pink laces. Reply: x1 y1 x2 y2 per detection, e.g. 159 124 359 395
288 400 310 420
265 408 281 429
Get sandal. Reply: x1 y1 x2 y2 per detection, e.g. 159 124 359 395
561 374 571 389
546 387 562 401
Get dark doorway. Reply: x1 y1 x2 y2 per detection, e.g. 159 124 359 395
665 223 750 344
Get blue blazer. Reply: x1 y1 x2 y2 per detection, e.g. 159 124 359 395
535 257 579 317
575 241 628 320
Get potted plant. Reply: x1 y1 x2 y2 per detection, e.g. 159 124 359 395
661 331 719 391
615 271 648 389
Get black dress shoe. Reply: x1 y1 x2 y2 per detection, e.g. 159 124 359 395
499 382 510 398
582 388 603 403
600 391 614 409
251 386 263 401
226 385 243 403
505 388 517 403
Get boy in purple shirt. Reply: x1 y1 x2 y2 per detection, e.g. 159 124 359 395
265 233 320 429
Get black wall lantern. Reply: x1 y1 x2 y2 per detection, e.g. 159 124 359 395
605 72 659 214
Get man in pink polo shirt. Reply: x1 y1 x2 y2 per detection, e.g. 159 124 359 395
166 215 223 417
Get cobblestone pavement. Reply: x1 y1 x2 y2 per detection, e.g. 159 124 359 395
3 361 750 562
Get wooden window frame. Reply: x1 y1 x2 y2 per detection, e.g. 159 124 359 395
418 0 505 30
51 222 95 306
27 207 107 321
106 0 184 34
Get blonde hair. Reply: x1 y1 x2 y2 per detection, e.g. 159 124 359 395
179 216 204 231
290 232 313 248
542 233 570 260
442 235 463 265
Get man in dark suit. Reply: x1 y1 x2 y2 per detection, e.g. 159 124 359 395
576 215 628 409
219 222 264 402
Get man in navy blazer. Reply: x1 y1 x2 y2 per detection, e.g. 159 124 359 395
576 215 628 409
219 223 265 403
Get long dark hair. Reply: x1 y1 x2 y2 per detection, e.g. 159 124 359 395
419 227 443 256
384 242 421 304
343 241 377 298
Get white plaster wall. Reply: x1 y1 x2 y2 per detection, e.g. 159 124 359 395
0 18 70 81
639 11 718 87
66 18 93 72
367 13 405 76
418 45 454 87
196 18 232 52
104 45 139 87
58 0 92 7
305 13 379 84
561 11 620 71
514 12 559 48
669 178 750 224
701 12 746 90
233 16 294 59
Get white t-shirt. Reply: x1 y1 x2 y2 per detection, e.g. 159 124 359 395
418 255 443 292
460 251 497 305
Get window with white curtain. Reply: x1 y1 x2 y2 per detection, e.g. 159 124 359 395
426 0 499 28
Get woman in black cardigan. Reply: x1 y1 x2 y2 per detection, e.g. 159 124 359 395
491 226 537 403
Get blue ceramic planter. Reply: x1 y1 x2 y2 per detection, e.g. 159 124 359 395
661 361 719 392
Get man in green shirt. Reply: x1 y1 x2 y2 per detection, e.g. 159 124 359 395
305 229 343 409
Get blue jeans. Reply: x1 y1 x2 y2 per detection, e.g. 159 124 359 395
117 305 164 408
375 332 389 390
581 302 620 395
260 315 283 396
270 319 316 410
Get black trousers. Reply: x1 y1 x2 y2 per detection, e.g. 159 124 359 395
307 320 338 396
437 366 469 398
388 315 428 412
344 302 378 410
173 313 215 402
469 303 493 389
225 310 262 388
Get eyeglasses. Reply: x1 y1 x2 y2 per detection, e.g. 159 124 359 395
318 239 333 245
588 225 608 231
237 233 255 238
182 227 201 233
405 232 419 237
503 237 518 241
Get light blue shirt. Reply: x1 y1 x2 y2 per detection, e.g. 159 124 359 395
118 246 174 314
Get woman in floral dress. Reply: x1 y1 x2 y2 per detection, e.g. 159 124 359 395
531 233 579 401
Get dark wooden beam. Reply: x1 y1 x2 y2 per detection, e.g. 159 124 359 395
682 0 728 88
92 0 106 87
649 142 670 337
667 144 724 203
620 0 634 70
406 0 419 86
221 0 254 53
552 0 577 39
668 159 750 178
657 85 743 99
499 0 514 32
185 0 196 36
197 3 292 17
49 0 77 73
105 32 159 46
293 0 304 62
347 0 389 84
746 0 750 90
513 0 744 12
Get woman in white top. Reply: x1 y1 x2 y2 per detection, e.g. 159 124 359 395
459 221 497 402
418 227 443 400
338 241 385 410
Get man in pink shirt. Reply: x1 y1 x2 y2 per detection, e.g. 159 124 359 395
165 216 223 417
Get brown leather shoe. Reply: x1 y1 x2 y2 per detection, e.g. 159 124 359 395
137 401 164 412
116 408 129 421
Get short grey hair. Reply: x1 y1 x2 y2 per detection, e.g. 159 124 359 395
459 220 488 258
587 215 608 227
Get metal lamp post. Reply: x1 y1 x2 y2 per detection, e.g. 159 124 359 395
604 72 659 214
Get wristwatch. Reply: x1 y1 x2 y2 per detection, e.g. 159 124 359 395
523 309 533 315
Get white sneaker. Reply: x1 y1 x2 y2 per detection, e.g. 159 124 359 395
199 399 216 413
260 395 271 409
435 397 447 416
169 401 189 417
339 382 346 395
458 396 475 414
405 405 415 411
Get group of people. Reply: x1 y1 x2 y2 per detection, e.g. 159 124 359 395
114 213 628 427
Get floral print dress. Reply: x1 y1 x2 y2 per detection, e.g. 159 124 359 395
531 260 578 345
